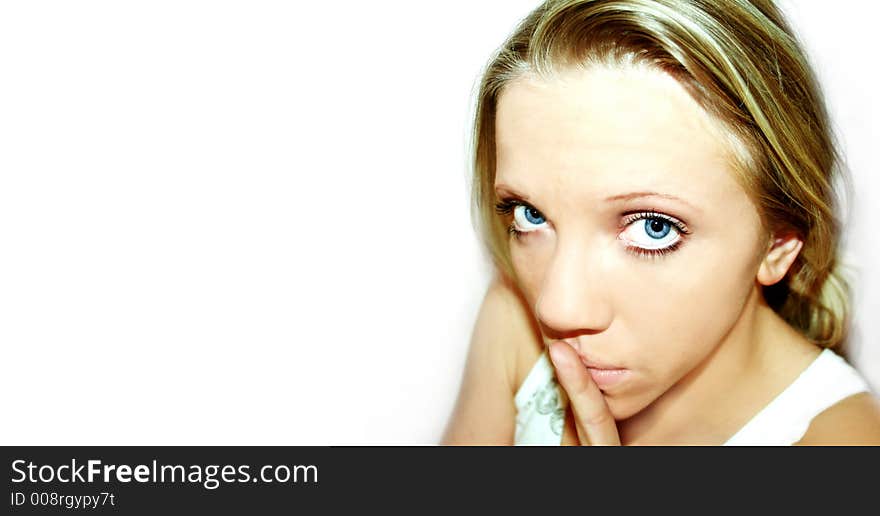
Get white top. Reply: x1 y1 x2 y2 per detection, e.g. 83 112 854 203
513 347 871 445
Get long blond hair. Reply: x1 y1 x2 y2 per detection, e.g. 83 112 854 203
470 0 852 350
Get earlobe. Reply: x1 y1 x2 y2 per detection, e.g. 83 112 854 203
756 234 803 286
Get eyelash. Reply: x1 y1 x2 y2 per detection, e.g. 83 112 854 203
494 198 691 260
494 199 532 241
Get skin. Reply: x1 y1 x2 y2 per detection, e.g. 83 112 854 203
441 64 880 445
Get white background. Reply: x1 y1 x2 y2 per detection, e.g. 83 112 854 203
0 1 876 444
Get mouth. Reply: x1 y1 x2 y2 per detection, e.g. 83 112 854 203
556 339 631 390
584 365 630 390
557 339 622 368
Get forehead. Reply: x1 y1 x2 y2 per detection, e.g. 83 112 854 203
494 65 738 206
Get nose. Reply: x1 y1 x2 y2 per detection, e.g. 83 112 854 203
534 236 613 338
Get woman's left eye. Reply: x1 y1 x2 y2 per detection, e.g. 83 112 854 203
618 212 690 252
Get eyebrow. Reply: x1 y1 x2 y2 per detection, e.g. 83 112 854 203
494 185 700 213
494 184 530 201
604 191 700 212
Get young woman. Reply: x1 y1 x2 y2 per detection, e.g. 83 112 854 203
442 0 880 445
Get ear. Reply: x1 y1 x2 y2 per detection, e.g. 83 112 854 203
756 233 803 286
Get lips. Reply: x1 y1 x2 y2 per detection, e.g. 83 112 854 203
586 367 630 389
558 339 623 370
556 339 630 390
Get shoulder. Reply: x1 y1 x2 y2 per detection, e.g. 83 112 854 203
795 391 880 445
473 273 542 391
482 273 545 392
440 273 541 444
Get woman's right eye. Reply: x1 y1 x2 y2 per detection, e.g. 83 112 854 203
513 204 547 232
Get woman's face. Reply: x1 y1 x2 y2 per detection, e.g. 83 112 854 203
494 65 770 420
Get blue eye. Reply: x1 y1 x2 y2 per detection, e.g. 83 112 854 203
644 219 671 239
493 198 548 239
619 212 689 254
513 204 547 232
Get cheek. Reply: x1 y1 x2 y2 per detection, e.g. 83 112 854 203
603 241 759 419
612 231 760 374
509 235 553 307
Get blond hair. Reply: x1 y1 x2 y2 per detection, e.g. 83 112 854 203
470 0 852 350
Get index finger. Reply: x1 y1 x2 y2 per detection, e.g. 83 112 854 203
548 341 621 446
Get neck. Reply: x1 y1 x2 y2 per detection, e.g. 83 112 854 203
616 285 819 445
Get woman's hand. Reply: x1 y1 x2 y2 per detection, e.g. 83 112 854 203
548 341 621 446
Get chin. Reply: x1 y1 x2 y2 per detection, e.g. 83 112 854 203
604 390 653 421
